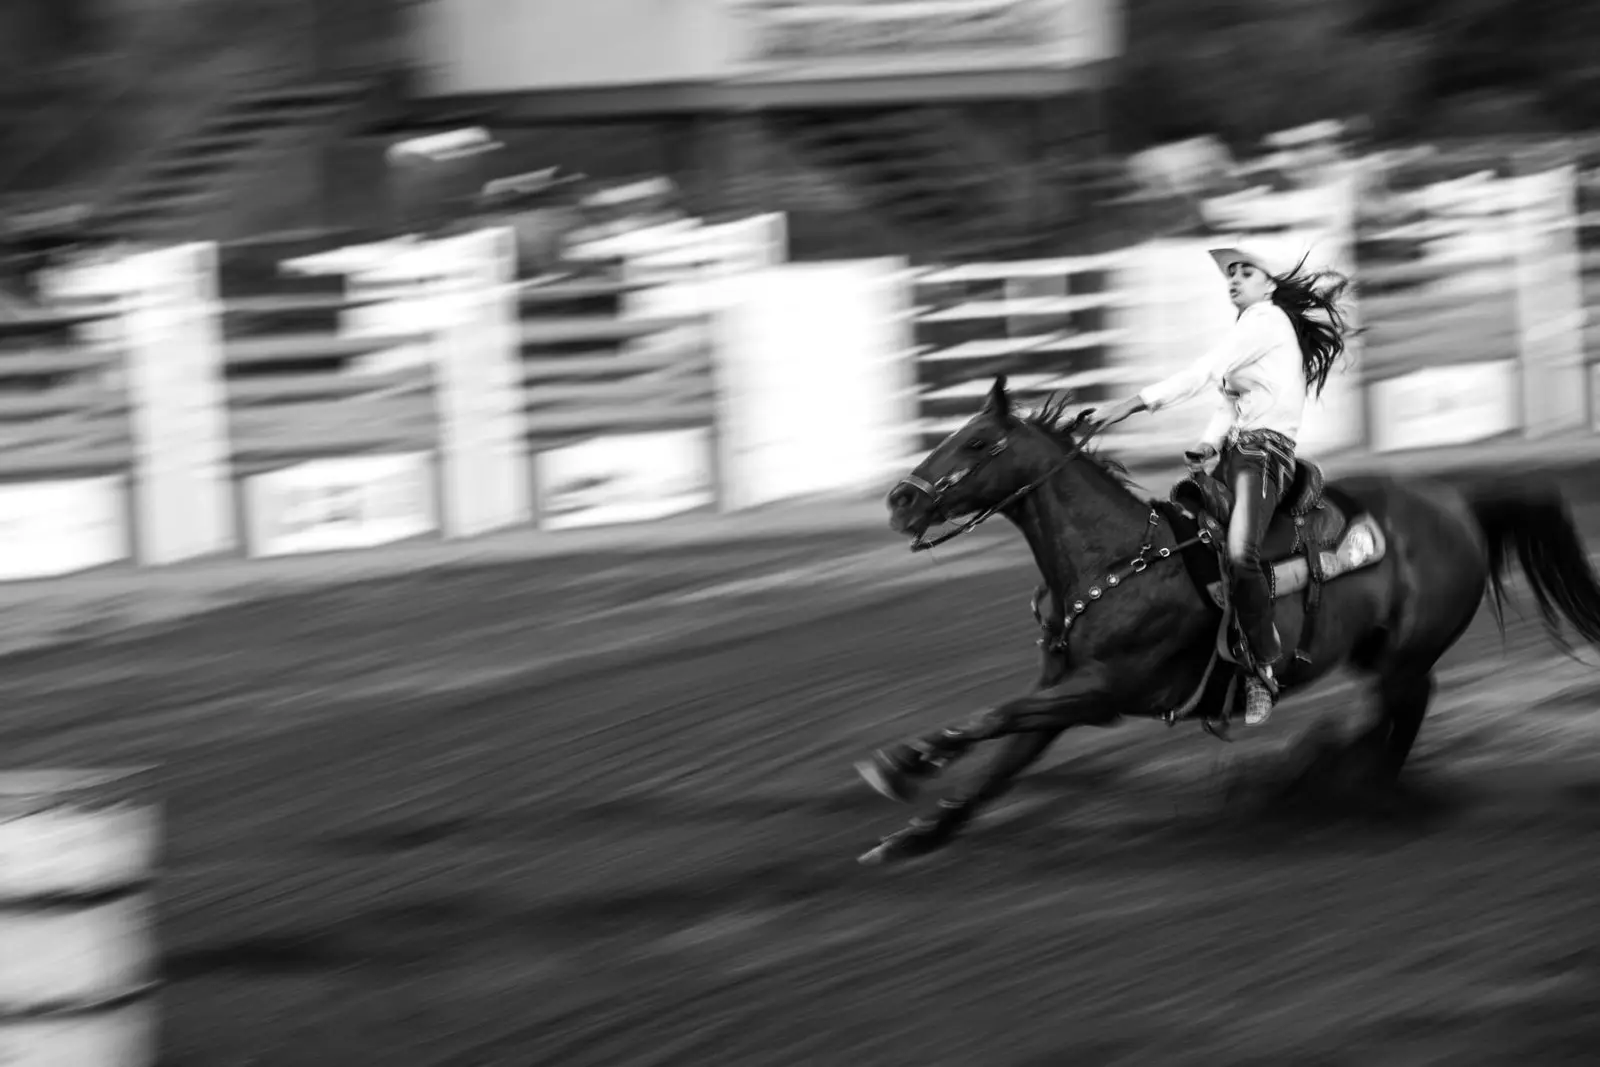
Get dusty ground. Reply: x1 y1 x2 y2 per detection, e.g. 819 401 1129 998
3 476 1600 1066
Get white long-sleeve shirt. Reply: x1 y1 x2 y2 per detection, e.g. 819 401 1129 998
1137 301 1306 451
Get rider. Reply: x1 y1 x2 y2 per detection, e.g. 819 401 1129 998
1089 244 1353 725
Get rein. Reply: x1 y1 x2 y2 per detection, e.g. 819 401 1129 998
898 414 1099 553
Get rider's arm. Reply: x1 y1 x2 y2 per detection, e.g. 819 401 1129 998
1137 355 1215 414
1139 306 1273 415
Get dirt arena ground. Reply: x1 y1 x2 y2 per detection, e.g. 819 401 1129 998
4 469 1600 1066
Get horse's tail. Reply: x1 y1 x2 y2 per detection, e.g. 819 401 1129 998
1467 482 1600 654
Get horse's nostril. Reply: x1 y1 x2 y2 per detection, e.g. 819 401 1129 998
888 486 914 510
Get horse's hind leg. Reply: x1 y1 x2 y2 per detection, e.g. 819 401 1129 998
1345 580 1474 787
1292 665 1436 797
1368 667 1436 783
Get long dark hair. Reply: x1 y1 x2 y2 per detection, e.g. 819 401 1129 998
1269 255 1356 398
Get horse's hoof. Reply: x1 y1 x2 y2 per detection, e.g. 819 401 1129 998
856 822 946 865
857 841 895 865
859 837 927 865
855 752 916 803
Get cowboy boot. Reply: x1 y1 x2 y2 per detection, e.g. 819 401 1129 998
1231 564 1282 725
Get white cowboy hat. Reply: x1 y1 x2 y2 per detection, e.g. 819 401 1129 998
1207 244 1293 280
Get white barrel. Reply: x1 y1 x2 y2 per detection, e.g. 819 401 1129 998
0 769 161 1067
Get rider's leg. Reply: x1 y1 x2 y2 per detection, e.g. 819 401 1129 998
1228 459 1285 681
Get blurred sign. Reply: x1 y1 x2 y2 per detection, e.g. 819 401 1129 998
0 477 129 581
414 0 1119 93
535 429 715 530
722 0 1119 81
245 453 437 557
1368 361 1520 453
414 0 733 93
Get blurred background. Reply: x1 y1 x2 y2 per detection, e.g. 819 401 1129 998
3 0 1598 249
4 0 1600 461
4 3 1600 1066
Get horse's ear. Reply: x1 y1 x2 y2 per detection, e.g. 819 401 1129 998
984 374 1012 422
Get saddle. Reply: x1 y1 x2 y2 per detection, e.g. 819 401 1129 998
1171 456 1330 537
1166 457 1388 731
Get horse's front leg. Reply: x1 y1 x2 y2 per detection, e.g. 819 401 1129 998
857 654 1078 804
854 724 976 804
857 674 1122 865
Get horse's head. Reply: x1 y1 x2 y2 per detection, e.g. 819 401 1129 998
887 375 1085 547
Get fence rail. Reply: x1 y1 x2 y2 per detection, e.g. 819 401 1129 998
3 156 1599 579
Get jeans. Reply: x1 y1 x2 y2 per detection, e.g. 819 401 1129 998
1218 436 1292 668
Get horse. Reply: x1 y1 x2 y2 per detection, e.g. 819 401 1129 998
855 374 1600 865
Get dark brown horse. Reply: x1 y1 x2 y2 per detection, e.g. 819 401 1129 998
857 375 1600 864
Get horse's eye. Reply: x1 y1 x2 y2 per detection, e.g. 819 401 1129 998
966 438 987 451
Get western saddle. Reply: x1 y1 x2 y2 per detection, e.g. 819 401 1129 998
1170 456 1350 675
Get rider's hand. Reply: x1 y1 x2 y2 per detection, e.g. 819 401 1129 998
1184 443 1219 474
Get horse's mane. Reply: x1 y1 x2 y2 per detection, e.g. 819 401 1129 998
1021 392 1142 494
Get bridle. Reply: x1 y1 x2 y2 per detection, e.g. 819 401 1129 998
895 413 1099 552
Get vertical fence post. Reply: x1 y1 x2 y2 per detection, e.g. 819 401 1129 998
430 227 533 538
1511 150 1588 437
119 242 237 564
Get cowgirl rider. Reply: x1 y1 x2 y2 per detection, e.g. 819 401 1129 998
1090 245 1354 725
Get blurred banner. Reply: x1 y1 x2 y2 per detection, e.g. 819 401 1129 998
412 0 1119 93
244 453 438 558
1367 360 1520 454
722 0 1120 81
413 0 734 92
0 477 129 581
534 429 717 531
